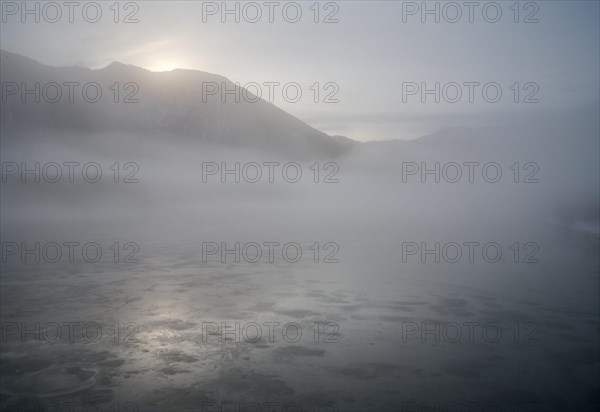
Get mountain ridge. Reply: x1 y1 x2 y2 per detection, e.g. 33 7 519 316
0 50 355 158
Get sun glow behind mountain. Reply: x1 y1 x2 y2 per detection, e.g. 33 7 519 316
144 60 183 72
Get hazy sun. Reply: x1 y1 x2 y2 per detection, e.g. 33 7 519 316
146 61 181 72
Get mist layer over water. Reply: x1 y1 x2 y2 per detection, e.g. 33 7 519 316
1 112 598 411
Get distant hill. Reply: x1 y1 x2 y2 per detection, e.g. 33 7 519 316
0 50 353 158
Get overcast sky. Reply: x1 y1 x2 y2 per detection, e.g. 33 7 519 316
1 1 599 140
